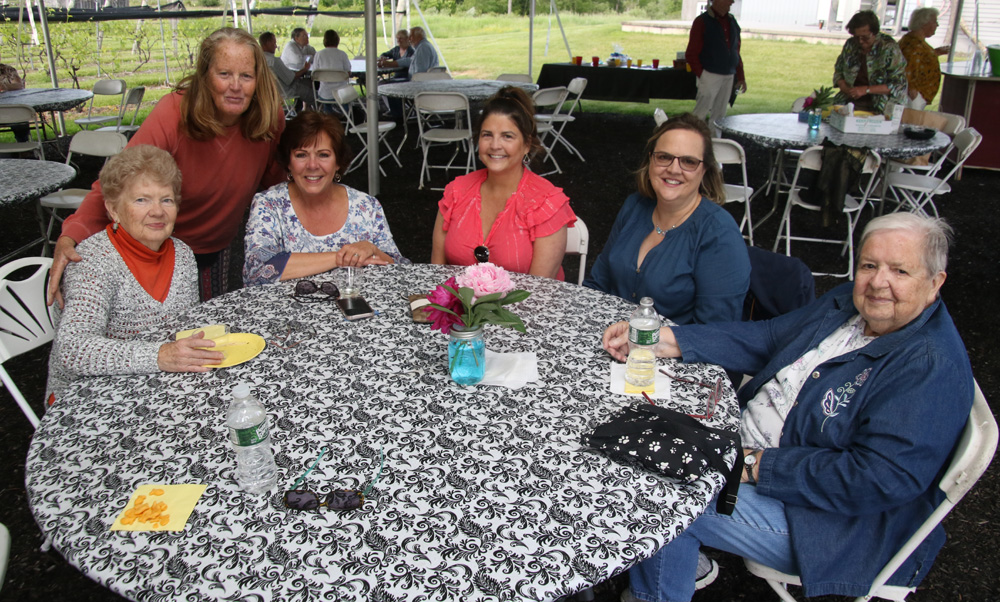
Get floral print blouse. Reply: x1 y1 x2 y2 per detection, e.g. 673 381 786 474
243 182 410 286
899 32 941 103
832 32 909 113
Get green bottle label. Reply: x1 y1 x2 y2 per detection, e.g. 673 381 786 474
629 325 659 346
228 420 269 447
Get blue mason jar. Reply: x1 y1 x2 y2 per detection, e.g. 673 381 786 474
448 326 485 385
808 108 822 130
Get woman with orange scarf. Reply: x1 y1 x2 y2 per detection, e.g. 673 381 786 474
46 146 224 401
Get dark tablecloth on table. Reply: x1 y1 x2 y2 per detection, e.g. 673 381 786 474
537 63 697 103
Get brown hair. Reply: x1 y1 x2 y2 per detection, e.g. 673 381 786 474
635 112 724 204
176 27 282 142
847 10 880 35
101 145 183 213
323 30 340 48
278 111 354 178
476 86 543 160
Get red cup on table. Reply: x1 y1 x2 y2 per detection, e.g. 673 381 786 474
574 56 582 66
652 58 660 69
592 56 600 67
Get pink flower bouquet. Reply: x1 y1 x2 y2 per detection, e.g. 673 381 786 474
425 263 531 334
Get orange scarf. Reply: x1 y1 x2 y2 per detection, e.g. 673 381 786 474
106 224 176 303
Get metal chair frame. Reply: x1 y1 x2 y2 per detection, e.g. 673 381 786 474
0 104 45 160
565 218 589 286
531 86 569 175
332 86 402 177
413 91 474 190
535 77 587 162
95 86 145 135
885 127 982 218
713 138 756 246
75 79 127 130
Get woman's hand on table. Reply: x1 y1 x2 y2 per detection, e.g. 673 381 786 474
845 85 869 100
157 332 225 372
602 321 682 362
47 236 83 309
336 241 392 267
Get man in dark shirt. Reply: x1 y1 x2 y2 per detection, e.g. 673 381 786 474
685 0 747 133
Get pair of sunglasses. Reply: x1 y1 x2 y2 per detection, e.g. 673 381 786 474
283 447 385 512
473 245 490 263
660 369 724 419
293 280 340 302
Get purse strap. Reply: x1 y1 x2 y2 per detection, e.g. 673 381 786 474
635 405 743 515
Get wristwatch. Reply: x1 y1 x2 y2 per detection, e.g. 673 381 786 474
865 87 871 95
744 452 758 485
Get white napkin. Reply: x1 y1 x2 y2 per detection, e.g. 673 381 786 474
481 351 539 389
609 363 672 402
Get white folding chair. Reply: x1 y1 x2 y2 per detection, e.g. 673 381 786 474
96 86 145 135
0 522 8 590
772 146 882 279
565 218 589 286
653 107 668 126
744 379 998 602
0 257 59 429
713 138 755 245
412 71 452 82
536 77 587 162
413 91 474 190
333 86 402 176
531 86 568 175
885 128 982 218
75 79 127 130
496 73 533 83
38 131 128 254
0 104 45 160
312 69 351 115
884 111 966 181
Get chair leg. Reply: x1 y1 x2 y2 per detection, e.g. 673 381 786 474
764 579 801 602
0 366 40 428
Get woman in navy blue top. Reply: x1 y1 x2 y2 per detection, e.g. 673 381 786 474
583 113 749 324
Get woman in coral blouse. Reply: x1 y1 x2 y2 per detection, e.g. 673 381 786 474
431 86 576 280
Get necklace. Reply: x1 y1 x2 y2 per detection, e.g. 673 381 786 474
653 221 675 236
653 200 700 236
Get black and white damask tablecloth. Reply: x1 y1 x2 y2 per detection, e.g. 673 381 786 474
27 264 739 602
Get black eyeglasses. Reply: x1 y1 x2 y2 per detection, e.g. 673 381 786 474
660 369 723 419
284 447 385 512
474 245 490 263
650 151 704 172
293 280 340 302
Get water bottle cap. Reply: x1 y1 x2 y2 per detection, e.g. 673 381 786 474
639 297 654 306
232 383 251 398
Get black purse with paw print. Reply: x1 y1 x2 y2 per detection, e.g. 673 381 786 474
582 404 743 514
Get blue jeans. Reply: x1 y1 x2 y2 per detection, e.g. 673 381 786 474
628 485 799 602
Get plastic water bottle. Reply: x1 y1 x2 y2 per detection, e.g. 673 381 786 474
226 383 277 494
625 297 660 388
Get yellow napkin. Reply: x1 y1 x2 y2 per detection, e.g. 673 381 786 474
175 325 265 368
111 484 207 532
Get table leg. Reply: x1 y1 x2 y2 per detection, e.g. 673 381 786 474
753 148 787 229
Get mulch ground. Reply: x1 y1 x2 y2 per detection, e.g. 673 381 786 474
1 109 997 601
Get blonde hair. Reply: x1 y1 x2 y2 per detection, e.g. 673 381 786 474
101 145 183 214
635 113 724 204
176 27 282 142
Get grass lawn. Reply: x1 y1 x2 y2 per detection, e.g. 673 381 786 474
2 10 939 138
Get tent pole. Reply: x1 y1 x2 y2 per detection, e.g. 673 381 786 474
156 0 171 86
947 0 965 63
244 0 254 35
365 0 380 194
551 0 572 60
410 0 447 71
528 0 535 78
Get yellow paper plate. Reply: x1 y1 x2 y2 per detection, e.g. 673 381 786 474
110 484 207 532
207 333 266 368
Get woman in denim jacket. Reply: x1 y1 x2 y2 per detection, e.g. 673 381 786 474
603 213 974 602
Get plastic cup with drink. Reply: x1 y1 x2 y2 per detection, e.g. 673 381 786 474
652 58 660 69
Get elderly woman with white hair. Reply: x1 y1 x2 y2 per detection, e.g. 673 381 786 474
899 7 950 109
603 213 974 602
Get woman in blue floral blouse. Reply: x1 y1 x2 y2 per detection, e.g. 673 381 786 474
243 111 409 286
832 10 908 114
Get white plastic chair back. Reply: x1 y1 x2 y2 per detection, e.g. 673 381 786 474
412 71 451 81
713 138 755 245
414 91 473 189
790 96 809 112
0 522 8 590
744 380 997 602
67 130 129 158
77 79 126 129
105 85 145 132
653 107 668 126
0 104 45 159
532 86 568 113
922 110 966 136
564 218 589 286
312 69 350 84
496 73 532 83
0 257 59 428
428 66 449 74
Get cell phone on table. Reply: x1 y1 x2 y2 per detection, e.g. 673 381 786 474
337 296 374 320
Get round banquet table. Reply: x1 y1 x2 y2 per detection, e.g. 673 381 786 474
0 87 93 113
26 264 739 602
716 113 951 158
0 159 76 207
379 79 539 100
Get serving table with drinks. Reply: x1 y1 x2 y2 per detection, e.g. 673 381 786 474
26 263 738 601
536 62 697 103
938 60 1000 170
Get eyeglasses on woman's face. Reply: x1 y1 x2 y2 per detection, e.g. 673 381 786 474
474 245 490 263
293 280 340 302
650 151 704 172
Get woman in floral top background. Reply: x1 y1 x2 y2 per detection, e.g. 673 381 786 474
899 7 950 109
833 10 909 114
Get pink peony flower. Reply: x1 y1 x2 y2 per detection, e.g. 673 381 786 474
426 277 464 334
456 263 514 300
803 96 814 109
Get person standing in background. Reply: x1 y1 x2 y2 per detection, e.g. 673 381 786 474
685 0 747 134
900 7 950 109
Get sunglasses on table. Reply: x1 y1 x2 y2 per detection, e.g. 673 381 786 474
283 447 385 512
650 151 704 172
473 245 490 263
660 369 723 419
293 280 340 302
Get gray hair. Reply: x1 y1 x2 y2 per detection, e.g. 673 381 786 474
909 7 939 32
858 213 952 275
